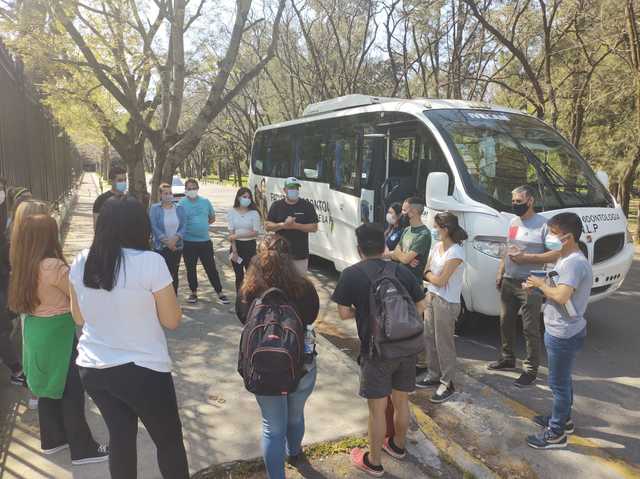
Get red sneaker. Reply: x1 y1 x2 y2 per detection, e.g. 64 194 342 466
350 448 384 477
382 437 406 459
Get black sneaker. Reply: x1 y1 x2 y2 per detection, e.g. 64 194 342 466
487 359 516 370
10 371 26 387
514 372 537 388
72 444 109 465
429 383 455 403
416 377 440 389
526 428 567 449
533 415 575 434
217 294 230 305
415 366 429 377
287 452 306 466
187 293 198 304
42 443 69 455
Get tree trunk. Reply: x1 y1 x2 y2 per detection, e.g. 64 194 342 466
619 147 640 216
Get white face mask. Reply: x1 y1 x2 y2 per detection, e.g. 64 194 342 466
386 213 396 225
186 190 198 199
0 191 5 206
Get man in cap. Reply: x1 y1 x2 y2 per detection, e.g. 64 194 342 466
265 177 319 274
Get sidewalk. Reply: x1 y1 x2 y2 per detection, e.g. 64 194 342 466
0 174 453 478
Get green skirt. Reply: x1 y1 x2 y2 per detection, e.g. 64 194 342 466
23 312 75 399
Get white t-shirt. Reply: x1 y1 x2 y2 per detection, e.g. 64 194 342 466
69 248 174 372
163 206 179 239
227 208 261 241
427 242 465 303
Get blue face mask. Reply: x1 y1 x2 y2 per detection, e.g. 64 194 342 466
115 181 127 193
545 235 563 251
286 189 300 201
239 197 252 207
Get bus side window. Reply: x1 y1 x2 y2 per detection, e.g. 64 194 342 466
267 129 293 178
296 126 327 181
421 131 455 195
328 121 359 194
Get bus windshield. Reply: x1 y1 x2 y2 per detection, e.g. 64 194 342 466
425 109 612 211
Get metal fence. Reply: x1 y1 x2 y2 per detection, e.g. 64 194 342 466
0 40 81 205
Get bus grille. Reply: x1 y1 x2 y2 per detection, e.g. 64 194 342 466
593 233 625 264
590 285 610 296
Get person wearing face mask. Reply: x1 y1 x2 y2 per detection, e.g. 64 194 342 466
523 213 592 450
92 165 127 228
488 185 561 388
416 212 468 403
178 178 229 305
384 203 405 252
227 187 262 291
150 183 187 293
388 197 431 285
265 178 319 275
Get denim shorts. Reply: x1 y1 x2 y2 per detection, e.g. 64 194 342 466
359 355 417 399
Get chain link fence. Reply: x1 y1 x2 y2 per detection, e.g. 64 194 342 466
0 40 81 206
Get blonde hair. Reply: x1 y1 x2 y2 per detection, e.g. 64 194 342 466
10 200 50 240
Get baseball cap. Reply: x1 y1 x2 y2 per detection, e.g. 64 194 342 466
284 177 301 188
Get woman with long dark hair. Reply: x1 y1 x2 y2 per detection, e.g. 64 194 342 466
227 187 261 290
8 213 107 465
69 195 189 478
384 202 405 252
236 235 319 479
416 212 468 403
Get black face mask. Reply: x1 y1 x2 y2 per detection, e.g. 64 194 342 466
512 202 529 217
399 214 410 228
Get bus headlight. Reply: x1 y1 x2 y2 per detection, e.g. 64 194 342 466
473 237 507 258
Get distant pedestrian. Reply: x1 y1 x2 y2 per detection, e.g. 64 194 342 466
150 183 187 293
524 213 591 450
6 186 32 230
227 187 261 291
93 165 127 227
416 212 468 403
332 223 427 477
178 178 229 304
69 196 189 478
8 213 108 465
236 235 319 479
488 185 560 387
384 202 405 253
265 177 318 274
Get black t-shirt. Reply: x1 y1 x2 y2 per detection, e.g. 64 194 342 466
235 280 320 327
267 199 319 260
93 190 116 214
331 258 426 356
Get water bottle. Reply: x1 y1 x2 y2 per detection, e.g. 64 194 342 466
304 325 316 359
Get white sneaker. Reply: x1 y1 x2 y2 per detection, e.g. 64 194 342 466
72 444 109 465
28 398 38 410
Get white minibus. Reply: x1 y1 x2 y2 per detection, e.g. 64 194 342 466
249 94 635 320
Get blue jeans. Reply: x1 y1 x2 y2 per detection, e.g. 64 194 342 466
255 366 317 479
545 328 586 434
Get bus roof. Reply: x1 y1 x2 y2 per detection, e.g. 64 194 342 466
256 94 532 132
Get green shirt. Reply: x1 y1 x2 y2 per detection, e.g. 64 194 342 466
398 224 431 282
23 313 75 399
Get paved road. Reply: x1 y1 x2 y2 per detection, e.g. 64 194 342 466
199 181 640 468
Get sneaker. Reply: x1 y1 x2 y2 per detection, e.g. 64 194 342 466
526 428 567 449
382 437 406 460
217 294 230 305
514 372 537 388
416 377 440 389
72 444 109 465
533 415 575 434
187 293 198 303
350 448 384 477
487 359 516 370
287 452 306 466
10 371 26 387
42 443 69 455
28 398 38 410
430 383 456 404
415 366 429 377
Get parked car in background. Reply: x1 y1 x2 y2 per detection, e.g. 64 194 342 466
148 176 185 201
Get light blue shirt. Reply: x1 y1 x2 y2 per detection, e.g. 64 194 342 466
178 196 215 242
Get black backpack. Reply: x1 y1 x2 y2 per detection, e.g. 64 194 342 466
237 288 305 395
359 261 424 359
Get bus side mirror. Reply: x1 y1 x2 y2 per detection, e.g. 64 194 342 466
426 172 449 205
595 170 609 190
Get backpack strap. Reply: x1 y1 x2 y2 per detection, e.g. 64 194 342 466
355 260 387 286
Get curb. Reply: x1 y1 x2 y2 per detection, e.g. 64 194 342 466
410 403 500 479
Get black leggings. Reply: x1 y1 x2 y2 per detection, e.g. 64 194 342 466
158 248 182 293
182 240 223 294
231 240 257 291
79 363 189 479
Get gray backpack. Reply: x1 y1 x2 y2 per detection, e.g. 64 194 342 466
358 261 424 359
